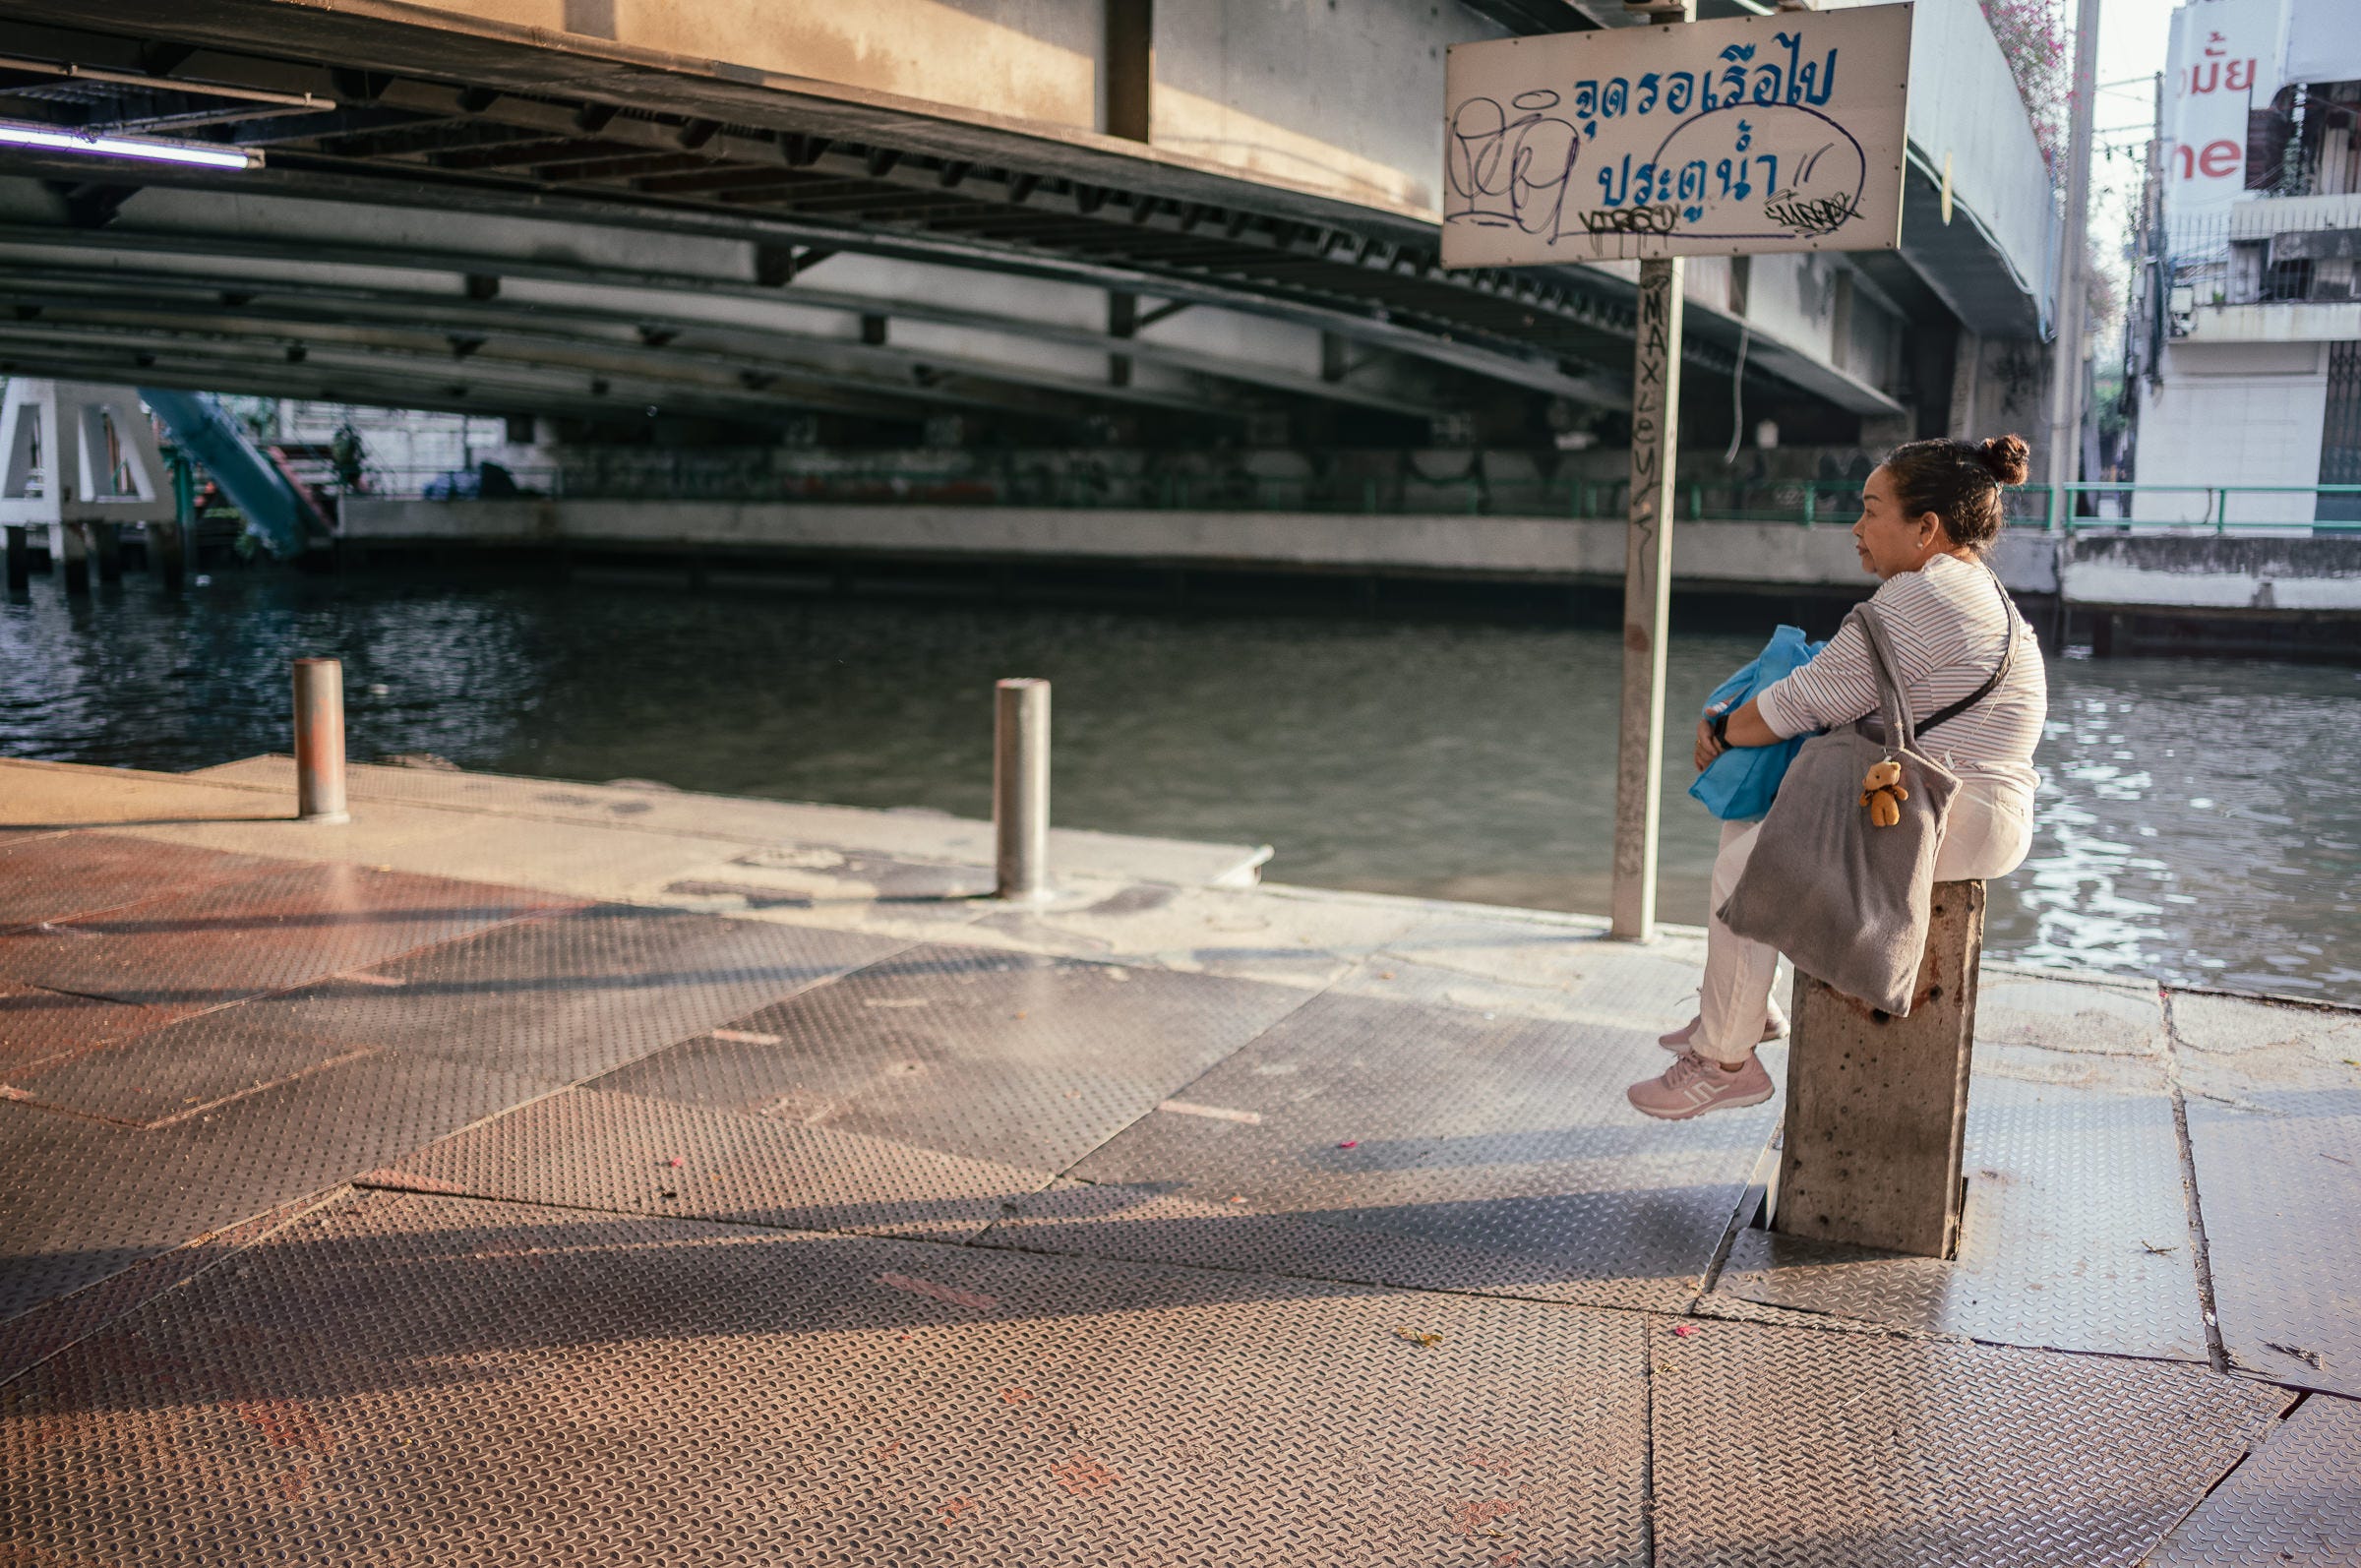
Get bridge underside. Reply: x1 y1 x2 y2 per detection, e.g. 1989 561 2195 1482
0 1 1942 446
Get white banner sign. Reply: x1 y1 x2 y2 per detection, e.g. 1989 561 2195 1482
2163 0 2281 233
1441 5 1911 265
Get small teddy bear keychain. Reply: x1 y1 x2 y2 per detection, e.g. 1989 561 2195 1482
1860 758 1908 827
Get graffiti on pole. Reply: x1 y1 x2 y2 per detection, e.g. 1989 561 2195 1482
1441 6 1911 265
1627 264 1675 553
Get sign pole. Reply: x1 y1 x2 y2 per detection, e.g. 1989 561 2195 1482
1608 0 1693 942
2045 0 2100 507
1610 253 1683 941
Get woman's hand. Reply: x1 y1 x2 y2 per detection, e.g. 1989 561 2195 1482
1695 698 1780 771
1694 715 1727 773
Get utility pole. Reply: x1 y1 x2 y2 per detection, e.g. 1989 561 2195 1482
1608 0 1695 943
2047 0 2102 505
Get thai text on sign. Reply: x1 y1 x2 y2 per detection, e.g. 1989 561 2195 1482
1441 5 1911 265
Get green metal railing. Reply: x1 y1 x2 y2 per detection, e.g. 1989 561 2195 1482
365 465 1878 521
360 465 2361 533
2040 482 2361 533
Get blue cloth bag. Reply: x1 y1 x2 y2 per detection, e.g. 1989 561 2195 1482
1686 625 1823 822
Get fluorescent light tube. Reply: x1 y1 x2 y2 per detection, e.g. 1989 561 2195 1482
0 122 261 171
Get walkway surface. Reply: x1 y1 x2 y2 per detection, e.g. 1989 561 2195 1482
1 754 2355 1566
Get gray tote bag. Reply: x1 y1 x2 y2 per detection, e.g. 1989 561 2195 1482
1715 599 1965 1016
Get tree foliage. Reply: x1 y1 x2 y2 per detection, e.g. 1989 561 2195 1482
1980 0 2070 177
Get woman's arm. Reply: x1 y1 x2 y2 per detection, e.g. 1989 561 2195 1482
1695 615 1885 771
1753 616 1882 738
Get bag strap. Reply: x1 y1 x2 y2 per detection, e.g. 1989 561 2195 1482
1919 572 2019 737
1850 600 1918 751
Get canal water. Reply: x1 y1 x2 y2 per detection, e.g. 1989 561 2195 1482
5 571 2357 1005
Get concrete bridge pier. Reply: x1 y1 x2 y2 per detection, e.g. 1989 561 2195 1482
50 523 89 597
151 522 186 593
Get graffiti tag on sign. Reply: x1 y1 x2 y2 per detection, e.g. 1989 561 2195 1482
1442 6 1909 264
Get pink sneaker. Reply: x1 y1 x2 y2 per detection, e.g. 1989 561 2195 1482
1627 1052 1776 1120
1657 1014 1789 1053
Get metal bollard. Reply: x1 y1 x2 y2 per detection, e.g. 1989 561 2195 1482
993 678 1051 901
292 657 350 822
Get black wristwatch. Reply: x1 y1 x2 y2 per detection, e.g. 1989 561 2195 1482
1709 709 1731 747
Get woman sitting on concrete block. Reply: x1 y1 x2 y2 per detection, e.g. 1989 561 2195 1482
1628 434 2048 1120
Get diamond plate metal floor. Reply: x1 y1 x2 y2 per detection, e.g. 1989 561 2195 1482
367 1087 1049 1243
2146 1393 2361 1566
1650 1316 2289 1568
0 1054 553 1320
3 906 906 1124
1714 1054 2208 1358
5 755 2353 1566
0 858 567 1010
1036 987 1780 1313
0 830 279 928
0 982 194 1081
1347 918 1719 1034
0 1190 337 1388
4 1003 366 1126
2 1188 1653 1567
595 943 1313 1172
987 1174 1733 1311
328 904 910 1084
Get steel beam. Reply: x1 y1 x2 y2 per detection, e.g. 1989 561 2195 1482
0 30 1653 395
0 304 1247 424
0 262 1464 420
0 198 1625 407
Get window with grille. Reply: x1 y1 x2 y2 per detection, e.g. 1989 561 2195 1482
2322 340 2361 521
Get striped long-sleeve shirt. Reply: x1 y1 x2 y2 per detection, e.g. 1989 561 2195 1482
1754 553 2047 797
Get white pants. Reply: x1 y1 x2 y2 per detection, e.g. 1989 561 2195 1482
1691 777 2035 1065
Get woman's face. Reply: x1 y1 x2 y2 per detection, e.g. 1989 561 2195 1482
1851 465 1945 579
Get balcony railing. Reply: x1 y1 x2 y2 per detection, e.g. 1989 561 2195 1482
2164 198 2361 312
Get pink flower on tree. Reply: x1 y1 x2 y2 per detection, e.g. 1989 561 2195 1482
1980 0 2070 176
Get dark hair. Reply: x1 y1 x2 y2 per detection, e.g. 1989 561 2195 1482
1880 434 2029 555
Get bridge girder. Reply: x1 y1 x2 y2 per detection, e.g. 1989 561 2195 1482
0 2 1909 431
0 240 1479 426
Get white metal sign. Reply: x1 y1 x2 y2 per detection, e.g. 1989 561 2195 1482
1442 5 1912 266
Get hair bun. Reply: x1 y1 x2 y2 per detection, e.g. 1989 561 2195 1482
1976 433 2030 486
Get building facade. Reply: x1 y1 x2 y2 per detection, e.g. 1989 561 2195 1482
2129 0 2361 524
